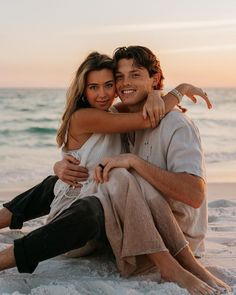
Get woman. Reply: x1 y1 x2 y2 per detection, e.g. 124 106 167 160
0 52 228 294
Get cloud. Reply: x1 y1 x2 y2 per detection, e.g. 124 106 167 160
160 44 236 54
79 19 236 35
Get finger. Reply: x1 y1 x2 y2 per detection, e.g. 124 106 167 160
64 154 80 164
159 107 165 120
103 163 113 182
76 177 88 182
147 110 156 128
64 169 88 178
96 166 104 183
191 95 197 103
203 93 212 109
93 167 99 183
66 163 87 173
142 106 147 119
77 166 89 173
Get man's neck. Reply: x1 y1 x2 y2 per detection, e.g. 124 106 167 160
127 100 146 113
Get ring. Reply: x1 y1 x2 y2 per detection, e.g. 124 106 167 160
98 163 105 170
204 92 208 97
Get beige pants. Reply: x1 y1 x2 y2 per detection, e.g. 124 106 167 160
91 168 188 277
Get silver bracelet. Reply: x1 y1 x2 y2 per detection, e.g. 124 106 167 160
169 89 183 104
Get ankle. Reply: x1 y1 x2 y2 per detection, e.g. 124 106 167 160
0 246 16 271
160 261 183 281
0 208 12 229
147 252 183 281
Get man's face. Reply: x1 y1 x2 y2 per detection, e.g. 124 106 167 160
115 58 155 108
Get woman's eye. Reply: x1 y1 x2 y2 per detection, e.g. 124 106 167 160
89 85 97 90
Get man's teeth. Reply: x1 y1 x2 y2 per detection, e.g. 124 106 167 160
123 90 135 94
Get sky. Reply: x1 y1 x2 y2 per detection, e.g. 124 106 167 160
1 0 236 88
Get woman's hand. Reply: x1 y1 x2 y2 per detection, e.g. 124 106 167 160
93 154 135 183
142 90 165 128
177 84 212 109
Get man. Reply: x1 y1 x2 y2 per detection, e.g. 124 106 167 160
95 46 208 257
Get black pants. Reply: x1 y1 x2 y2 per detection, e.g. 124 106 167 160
3 176 106 273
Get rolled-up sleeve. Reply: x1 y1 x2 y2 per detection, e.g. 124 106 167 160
165 114 206 181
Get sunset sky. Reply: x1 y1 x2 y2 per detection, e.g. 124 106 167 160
1 0 236 88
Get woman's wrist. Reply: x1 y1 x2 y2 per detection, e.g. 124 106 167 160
175 83 190 96
169 88 183 104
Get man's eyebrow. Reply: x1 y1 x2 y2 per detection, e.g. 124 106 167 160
115 69 140 74
130 69 141 73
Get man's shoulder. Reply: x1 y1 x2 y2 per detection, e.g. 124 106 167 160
162 109 194 128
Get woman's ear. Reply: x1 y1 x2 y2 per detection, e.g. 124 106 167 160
152 72 162 89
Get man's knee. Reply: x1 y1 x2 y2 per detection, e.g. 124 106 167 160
145 191 169 209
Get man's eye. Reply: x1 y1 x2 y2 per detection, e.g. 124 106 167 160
115 75 122 80
132 73 140 78
105 83 114 88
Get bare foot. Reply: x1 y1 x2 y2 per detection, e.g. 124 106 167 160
186 262 231 294
161 262 217 295
176 247 232 293
148 252 216 294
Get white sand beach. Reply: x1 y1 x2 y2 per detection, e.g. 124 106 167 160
0 182 235 295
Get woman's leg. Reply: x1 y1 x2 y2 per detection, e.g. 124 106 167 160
0 196 105 273
0 175 58 230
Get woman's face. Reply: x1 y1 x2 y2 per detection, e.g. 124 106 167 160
85 69 116 111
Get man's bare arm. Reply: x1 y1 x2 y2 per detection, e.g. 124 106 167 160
54 155 89 187
129 154 205 208
95 153 205 208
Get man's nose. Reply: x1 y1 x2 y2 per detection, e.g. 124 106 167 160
122 75 131 86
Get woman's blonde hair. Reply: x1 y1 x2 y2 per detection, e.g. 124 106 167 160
56 52 115 147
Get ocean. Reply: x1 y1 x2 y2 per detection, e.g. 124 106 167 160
0 88 236 186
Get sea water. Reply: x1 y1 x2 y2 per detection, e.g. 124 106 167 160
0 88 235 186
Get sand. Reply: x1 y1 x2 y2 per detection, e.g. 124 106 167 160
0 182 235 294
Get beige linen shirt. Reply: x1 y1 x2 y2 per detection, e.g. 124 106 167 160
129 109 207 257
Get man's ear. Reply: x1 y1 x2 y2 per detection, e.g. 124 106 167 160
152 72 162 89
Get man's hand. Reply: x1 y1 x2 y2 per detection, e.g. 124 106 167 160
93 154 135 183
53 155 89 187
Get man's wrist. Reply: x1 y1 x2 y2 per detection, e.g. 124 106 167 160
129 154 140 170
